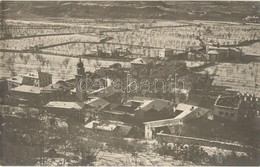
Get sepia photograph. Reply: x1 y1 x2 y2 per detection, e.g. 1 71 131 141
0 0 259 166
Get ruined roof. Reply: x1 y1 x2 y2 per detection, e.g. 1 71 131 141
214 95 241 109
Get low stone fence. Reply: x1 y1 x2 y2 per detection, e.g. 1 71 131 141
156 133 255 152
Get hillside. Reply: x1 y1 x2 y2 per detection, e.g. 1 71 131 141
1 1 259 22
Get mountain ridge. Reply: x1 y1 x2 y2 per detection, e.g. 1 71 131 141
1 1 259 22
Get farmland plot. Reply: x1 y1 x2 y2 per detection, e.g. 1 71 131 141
1 34 101 50
105 26 203 50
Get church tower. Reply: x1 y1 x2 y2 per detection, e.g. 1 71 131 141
75 58 87 102
77 58 85 76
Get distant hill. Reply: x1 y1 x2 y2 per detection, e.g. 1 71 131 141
1 1 259 22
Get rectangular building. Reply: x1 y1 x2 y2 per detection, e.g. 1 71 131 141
213 95 242 121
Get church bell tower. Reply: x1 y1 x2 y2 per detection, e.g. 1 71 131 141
75 58 87 102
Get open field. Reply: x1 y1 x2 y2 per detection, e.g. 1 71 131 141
1 19 259 56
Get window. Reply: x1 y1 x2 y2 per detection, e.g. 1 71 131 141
230 113 234 117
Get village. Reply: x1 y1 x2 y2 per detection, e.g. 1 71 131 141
0 1 260 166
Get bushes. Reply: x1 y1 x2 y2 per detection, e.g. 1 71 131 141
156 143 208 163
156 142 260 165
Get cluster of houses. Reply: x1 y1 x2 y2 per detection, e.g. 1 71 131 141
2 56 260 140
186 44 243 62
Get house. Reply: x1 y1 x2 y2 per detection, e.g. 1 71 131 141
173 103 209 123
207 45 242 62
143 103 209 139
62 96 110 119
44 101 86 120
208 50 219 62
40 80 75 104
7 70 52 105
130 58 153 76
7 70 52 89
99 96 174 124
84 120 135 137
144 118 182 139
112 47 131 57
84 120 123 136
213 95 242 121
9 85 43 105
124 96 174 123
101 106 136 123
85 97 110 110
22 70 52 87
96 48 123 58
